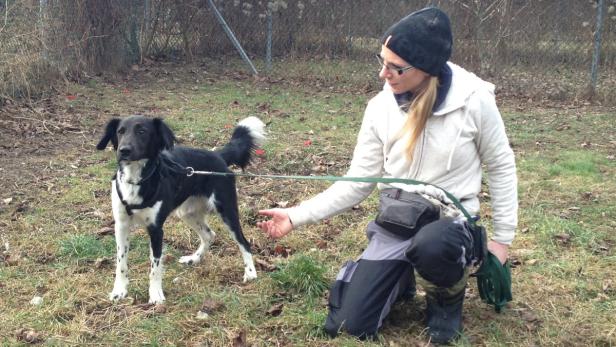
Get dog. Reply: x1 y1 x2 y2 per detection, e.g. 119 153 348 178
96 115 265 304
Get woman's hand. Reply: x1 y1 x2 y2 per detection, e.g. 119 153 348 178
257 209 294 239
487 240 509 265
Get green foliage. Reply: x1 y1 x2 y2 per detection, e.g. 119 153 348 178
270 254 329 300
58 234 115 259
548 151 602 177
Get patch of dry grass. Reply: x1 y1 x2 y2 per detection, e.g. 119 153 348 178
1 61 615 346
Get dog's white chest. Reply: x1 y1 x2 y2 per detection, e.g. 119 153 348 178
111 179 162 226
118 180 143 205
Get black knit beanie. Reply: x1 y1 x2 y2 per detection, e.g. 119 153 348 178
381 7 452 76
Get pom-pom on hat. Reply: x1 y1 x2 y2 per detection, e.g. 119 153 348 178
381 7 452 76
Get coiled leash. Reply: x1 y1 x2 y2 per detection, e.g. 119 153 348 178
474 252 513 313
186 167 513 312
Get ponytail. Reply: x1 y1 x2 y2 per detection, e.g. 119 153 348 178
399 76 439 161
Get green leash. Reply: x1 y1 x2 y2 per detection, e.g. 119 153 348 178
187 169 475 222
186 167 512 312
475 253 513 313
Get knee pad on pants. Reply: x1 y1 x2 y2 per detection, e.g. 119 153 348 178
405 218 472 288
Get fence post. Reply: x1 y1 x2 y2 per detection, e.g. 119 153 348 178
5 0 9 26
144 0 150 34
143 0 150 62
39 0 48 61
266 9 272 72
207 0 258 75
127 1 140 64
590 0 605 95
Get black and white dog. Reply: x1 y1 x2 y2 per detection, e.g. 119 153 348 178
96 115 265 304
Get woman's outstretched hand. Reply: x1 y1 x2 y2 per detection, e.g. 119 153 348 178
257 209 293 239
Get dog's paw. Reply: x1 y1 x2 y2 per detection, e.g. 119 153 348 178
148 292 166 304
243 268 258 283
179 254 202 265
109 288 128 301
148 287 166 304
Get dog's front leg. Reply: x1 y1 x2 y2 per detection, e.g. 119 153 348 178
147 225 165 304
110 219 130 301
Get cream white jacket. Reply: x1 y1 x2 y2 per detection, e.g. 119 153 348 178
287 62 518 245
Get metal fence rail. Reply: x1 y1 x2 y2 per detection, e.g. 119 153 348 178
1 0 615 103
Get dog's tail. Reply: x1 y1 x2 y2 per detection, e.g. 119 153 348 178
217 116 266 169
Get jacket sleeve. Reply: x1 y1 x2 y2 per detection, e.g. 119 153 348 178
472 88 518 245
286 100 385 227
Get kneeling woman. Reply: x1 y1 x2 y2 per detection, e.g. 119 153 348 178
257 7 517 344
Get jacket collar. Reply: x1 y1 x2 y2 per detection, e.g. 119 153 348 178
433 62 494 116
393 64 452 113
386 62 493 116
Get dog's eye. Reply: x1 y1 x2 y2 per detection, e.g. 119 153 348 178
137 129 146 135
117 128 126 135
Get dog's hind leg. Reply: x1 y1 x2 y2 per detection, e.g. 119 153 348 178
147 225 166 304
179 213 216 265
214 195 257 283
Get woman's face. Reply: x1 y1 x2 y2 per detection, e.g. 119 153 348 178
378 45 430 94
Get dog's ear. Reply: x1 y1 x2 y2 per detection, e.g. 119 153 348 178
96 118 121 150
153 118 175 151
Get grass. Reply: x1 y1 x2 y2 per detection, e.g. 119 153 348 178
0 58 615 346
270 254 330 301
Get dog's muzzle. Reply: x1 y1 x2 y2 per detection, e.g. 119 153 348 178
118 146 132 161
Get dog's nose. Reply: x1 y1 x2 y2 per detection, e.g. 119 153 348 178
118 146 132 159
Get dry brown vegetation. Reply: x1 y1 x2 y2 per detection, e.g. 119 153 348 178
1 59 615 346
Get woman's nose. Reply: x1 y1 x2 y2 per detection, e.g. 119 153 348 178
379 65 391 80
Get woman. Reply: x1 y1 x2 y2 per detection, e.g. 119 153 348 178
257 7 517 344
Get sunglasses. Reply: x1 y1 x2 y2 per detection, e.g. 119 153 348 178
375 54 415 75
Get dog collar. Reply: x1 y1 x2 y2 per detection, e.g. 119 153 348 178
114 159 161 216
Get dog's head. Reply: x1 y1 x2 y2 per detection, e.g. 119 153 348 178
96 115 175 162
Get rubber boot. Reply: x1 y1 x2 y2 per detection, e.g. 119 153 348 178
425 287 465 344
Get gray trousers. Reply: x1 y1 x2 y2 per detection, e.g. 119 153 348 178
324 218 472 339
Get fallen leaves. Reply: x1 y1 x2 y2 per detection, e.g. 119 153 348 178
15 328 44 344
200 298 225 314
95 226 114 238
273 244 292 257
232 330 249 347
94 257 111 269
554 233 572 245
525 259 539 266
255 258 277 272
266 303 283 316
520 310 541 331
0 253 19 266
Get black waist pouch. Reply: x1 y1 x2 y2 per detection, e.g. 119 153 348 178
375 188 440 239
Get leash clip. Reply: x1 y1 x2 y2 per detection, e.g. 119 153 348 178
186 167 195 177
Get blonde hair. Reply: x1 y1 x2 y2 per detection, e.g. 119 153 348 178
400 76 439 161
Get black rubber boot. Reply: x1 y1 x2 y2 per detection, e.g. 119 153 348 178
425 287 465 344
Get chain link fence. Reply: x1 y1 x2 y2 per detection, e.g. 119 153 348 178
1 0 615 103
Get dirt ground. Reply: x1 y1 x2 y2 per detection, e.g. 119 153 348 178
0 96 100 215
